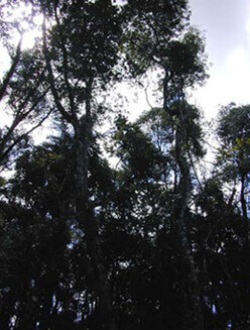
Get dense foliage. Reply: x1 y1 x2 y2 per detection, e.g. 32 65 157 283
0 1 250 329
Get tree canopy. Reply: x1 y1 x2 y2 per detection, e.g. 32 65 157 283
0 1 250 330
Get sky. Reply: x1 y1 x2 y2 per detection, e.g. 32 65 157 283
1 1 250 123
189 0 250 119
121 0 250 123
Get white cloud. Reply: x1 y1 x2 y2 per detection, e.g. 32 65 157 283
190 46 250 120
246 6 250 33
246 19 250 34
224 48 250 103
227 48 246 69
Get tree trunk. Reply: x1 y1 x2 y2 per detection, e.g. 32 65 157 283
74 80 116 330
174 112 204 330
240 173 248 220
44 22 116 325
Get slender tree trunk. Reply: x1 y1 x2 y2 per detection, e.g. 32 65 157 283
240 173 248 220
163 68 204 329
174 112 204 330
74 80 116 330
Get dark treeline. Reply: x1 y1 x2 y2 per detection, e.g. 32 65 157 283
0 1 250 329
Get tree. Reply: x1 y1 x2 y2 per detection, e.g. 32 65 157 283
39 1 208 328
216 103 250 219
0 131 116 328
40 1 123 328
3 1 242 329
120 2 208 327
0 1 51 170
0 137 73 329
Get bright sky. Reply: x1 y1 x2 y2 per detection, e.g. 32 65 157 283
2 0 250 124
189 0 250 119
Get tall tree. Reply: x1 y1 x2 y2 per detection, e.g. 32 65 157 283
41 1 122 328
216 103 250 219
121 2 207 328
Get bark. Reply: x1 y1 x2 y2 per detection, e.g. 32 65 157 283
240 174 248 220
173 110 204 330
74 79 116 330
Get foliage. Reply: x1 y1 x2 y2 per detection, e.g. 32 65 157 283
0 1 250 330
216 103 250 218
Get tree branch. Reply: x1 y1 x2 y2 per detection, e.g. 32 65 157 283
0 37 22 101
53 2 78 122
42 15 74 125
